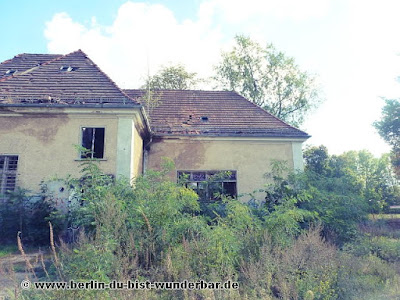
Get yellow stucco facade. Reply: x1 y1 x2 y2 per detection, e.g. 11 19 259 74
0 106 145 194
146 136 306 201
0 106 305 201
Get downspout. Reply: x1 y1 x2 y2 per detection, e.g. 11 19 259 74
139 105 153 174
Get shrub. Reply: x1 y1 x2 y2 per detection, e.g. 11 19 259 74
10 158 399 300
336 252 398 299
345 236 400 263
239 227 339 300
0 187 60 246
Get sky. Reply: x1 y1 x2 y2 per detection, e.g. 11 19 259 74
1 0 399 156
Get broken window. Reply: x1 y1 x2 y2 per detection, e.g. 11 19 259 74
81 127 105 159
0 155 18 198
177 170 237 202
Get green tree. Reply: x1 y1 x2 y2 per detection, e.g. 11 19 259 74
143 64 201 90
373 98 400 176
303 146 399 213
214 35 321 127
338 150 399 212
303 145 330 175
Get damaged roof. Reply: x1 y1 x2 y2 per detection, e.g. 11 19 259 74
124 89 310 138
0 50 309 138
0 50 137 106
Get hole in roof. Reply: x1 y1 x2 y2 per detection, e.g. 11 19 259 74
5 69 17 75
201 116 209 121
60 66 79 72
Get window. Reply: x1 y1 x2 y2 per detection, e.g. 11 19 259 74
178 170 237 202
81 127 105 159
0 155 18 197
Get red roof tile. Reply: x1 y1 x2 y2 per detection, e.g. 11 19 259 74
124 89 309 138
0 51 309 138
0 54 63 80
0 50 137 106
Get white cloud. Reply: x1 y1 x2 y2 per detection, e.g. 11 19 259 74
43 0 400 156
44 12 88 53
301 0 400 156
44 2 223 88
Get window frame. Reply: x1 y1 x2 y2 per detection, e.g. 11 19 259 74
79 126 106 160
0 155 19 199
177 170 237 202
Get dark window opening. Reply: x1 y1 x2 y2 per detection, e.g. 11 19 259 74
81 127 105 159
0 155 18 199
178 170 237 202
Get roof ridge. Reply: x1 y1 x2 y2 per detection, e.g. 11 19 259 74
123 89 310 138
0 52 63 67
124 89 228 93
0 50 139 105
78 50 138 104
0 53 31 67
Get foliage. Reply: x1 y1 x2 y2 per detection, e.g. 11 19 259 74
346 235 400 263
264 197 315 247
240 227 342 300
6 159 400 299
214 35 322 127
139 64 203 119
303 145 330 175
0 245 17 257
143 64 202 90
287 146 399 245
299 171 368 244
373 98 400 150
336 252 399 299
261 157 366 245
304 146 400 213
0 187 60 245
373 98 400 176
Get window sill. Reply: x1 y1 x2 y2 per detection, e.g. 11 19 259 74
74 158 108 161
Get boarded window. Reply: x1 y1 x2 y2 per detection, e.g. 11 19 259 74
0 155 18 198
177 170 237 202
81 127 105 159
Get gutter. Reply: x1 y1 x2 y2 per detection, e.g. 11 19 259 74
0 103 141 109
152 133 311 140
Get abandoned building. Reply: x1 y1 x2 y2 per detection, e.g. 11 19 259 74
0 50 309 202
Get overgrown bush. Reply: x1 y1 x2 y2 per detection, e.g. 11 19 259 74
0 187 60 246
260 159 368 245
344 235 400 263
336 252 399 299
7 158 400 300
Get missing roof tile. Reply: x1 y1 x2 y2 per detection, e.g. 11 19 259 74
60 66 79 72
201 116 209 121
5 69 17 75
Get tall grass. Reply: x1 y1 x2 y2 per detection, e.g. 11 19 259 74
2 160 400 299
